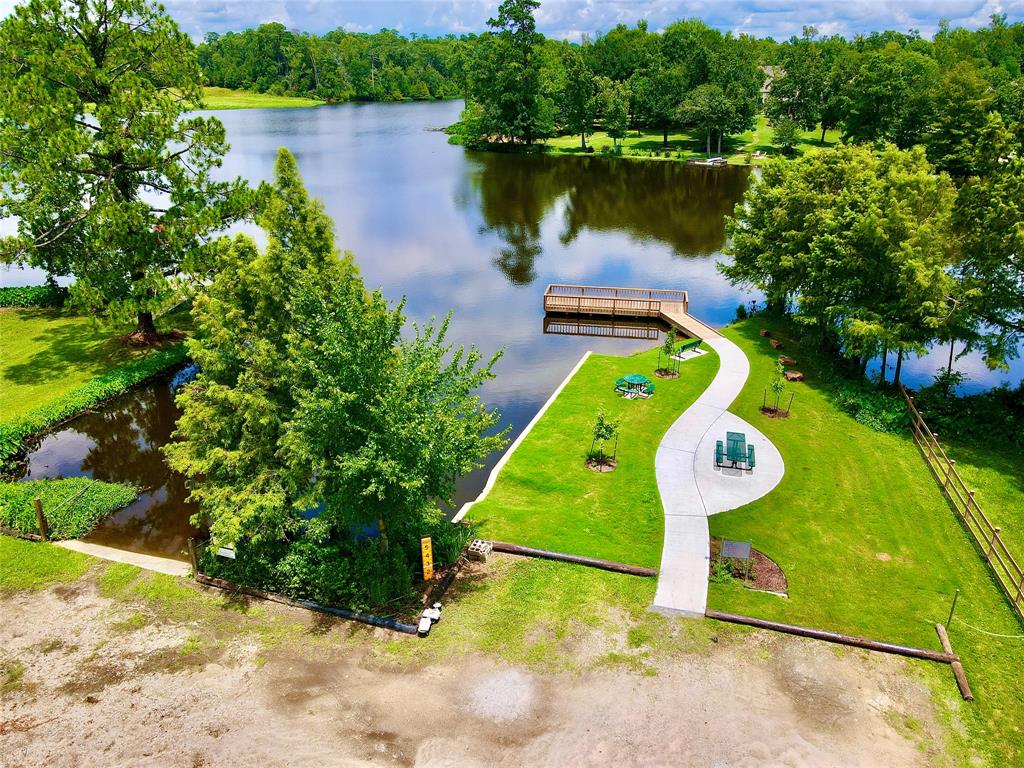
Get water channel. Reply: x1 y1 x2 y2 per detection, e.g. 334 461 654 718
6 100 1022 559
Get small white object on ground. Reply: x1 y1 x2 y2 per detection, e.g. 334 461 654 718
423 607 441 622
418 616 432 636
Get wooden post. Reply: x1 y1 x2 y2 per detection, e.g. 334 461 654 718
946 589 960 627
187 538 199 577
34 498 48 541
988 527 1001 561
936 623 974 701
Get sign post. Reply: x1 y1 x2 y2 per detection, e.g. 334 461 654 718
420 536 434 581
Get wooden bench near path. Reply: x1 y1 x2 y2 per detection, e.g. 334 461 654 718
542 284 721 340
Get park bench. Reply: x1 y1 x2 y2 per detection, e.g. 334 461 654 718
675 339 702 356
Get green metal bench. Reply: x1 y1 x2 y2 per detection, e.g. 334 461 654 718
715 440 724 467
675 339 702 356
747 444 756 469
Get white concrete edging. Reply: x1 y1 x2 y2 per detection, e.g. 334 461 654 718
56 540 190 577
452 350 592 523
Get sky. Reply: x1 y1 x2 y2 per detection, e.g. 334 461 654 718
0 0 1022 41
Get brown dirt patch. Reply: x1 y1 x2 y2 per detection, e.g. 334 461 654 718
0 568 954 767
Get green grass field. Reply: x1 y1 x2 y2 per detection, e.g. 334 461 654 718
943 441 1024 556
0 308 157 423
198 87 325 110
470 346 719 567
708 318 1024 766
544 114 841 166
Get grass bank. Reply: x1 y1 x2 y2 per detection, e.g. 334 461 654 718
0 308 186 467
0 478 137 539
707 317 1024 767
198 87 324 110
469 345 719 567
455 115 842 167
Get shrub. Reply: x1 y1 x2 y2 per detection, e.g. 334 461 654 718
0 478 137 539
735 303 749 321
0 345 187 466
0 285 68 308
199 513 474 614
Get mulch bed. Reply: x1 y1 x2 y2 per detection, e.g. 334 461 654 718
710 538 788 595
654 369 679 379
759 406 790 419
585 458 618 473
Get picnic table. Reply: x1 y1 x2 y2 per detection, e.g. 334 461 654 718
715 430 756 470
615 374 655 399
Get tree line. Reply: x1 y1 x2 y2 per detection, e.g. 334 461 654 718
455 0 1023 170
198 24 473 102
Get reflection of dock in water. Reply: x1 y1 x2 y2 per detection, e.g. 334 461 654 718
542 284 720 339
543 316 662 340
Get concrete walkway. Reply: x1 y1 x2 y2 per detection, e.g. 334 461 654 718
652 335 785 616
56 540 190 577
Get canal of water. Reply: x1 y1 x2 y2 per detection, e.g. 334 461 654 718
6 100 1022 559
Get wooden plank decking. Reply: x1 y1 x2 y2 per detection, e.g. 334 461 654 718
543 284 720 339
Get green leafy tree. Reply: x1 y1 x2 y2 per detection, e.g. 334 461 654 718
772 118 801 155
954 115 1024 365
678 84 734 157
560 46 597 149
842 43 939 148
0 0 248 341
167 149 508 567
597 77 630 147
589 409 620 464
722 145 957 384
631 65 687 147
926 62 997 177
463 0 551 145
765 28 826 131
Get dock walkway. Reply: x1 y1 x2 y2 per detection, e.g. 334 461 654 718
542 284 720 340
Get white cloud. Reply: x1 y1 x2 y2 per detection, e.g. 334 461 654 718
1 1 1022 43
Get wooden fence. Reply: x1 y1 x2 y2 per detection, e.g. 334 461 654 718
902 387 1024 623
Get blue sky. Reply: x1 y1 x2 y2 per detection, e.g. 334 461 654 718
0 1 1022 41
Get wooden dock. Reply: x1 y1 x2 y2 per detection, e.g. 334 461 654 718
542 284 720 339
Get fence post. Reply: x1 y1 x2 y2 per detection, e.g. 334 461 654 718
944 458 956 489
988 527 1001 561
33 498 49 541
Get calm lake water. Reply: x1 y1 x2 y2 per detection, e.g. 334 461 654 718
7 99 1022 558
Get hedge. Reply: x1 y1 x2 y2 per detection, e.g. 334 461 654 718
0 344 187 466
0 285 69 308
0 478 137 539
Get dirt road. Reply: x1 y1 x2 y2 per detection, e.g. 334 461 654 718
1 576 950 767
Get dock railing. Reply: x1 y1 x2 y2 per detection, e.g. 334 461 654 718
543 284 689 318
902 386 1024 624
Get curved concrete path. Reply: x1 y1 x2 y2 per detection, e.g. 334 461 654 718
652 336 785 616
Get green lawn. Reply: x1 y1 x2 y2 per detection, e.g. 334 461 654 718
198 87 325 110
0 536 93 592
943 441 1024 556
544 115 842 166
0 308 155 423
470 345 719 567
708 317 1024 767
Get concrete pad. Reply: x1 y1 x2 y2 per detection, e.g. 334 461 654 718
696 411 785 516
55 540 190 577
659 402 724 454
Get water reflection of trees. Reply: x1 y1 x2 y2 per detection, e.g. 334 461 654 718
74 382 199 554
462 152 751 285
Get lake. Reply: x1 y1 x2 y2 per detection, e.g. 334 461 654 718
8 99 1022 558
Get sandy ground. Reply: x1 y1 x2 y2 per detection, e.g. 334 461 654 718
1 577 950 767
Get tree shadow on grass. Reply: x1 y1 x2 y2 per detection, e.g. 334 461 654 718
2 309 134 388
